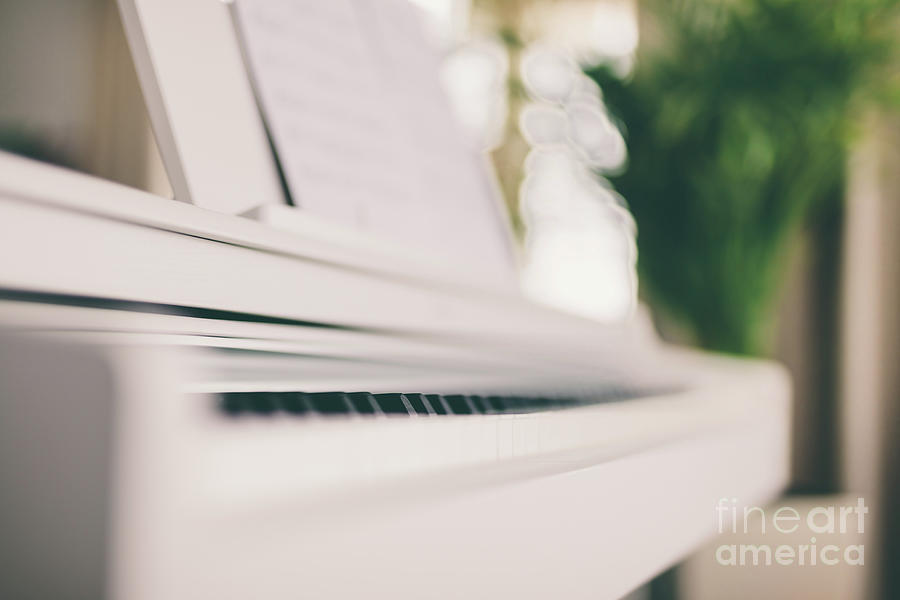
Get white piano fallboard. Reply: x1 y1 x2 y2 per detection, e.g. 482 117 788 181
0 153 647 363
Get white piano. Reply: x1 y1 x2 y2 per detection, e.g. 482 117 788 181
0 1 790 599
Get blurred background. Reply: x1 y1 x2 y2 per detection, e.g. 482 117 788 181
1 0 898 598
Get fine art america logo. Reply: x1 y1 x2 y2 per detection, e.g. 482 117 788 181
714 497 867 567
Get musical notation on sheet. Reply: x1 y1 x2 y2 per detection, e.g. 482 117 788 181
231 0 515 280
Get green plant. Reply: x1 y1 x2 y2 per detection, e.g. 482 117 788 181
586 0 900 354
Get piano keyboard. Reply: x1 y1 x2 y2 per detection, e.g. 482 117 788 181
216 387 664 418
0 308 790 600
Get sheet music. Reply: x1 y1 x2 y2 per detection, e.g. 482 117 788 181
231 0 515 280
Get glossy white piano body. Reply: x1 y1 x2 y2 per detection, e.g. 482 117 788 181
0 152 790 600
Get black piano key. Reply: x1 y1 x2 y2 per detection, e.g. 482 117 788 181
486 396 507 412
469 395 490 414
307 392 352 415
504 396 531 412
346 392 379 415
528 397 552 410
219 392 248 416
279 392 311 415
443 394 473 415
248 392 278 415
404 393 431 415
425 394 448 415
373 393 413 415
